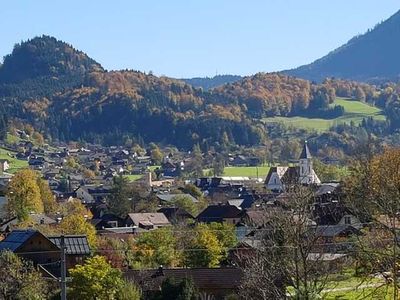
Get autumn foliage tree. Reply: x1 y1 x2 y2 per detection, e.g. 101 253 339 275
37 178 57 214
59 214 97 248
69 255 124 300
6 169 43 220
346 147 400 298
0 250 48 299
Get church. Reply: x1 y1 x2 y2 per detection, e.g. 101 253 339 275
265 142 321 191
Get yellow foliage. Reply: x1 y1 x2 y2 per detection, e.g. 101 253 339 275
59 214 97 248
6 169 43 220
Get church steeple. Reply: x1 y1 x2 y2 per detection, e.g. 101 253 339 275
299 141 312 180
299 140 312 160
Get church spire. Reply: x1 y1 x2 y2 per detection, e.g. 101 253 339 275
299 141 312 160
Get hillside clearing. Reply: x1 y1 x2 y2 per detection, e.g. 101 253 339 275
263 97 386 132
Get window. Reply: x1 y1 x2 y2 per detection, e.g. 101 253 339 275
108 221 118 228
344 216 351 225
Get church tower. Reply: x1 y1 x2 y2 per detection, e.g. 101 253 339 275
298 141 319 184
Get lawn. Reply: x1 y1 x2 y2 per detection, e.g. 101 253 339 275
123 174 143 182
204 166 270 178
321 271 390 299
0 147 28 173
122 166 160 182
287 272 391 299
263 97 386 132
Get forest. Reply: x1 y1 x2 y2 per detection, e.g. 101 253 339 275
2 36 400 155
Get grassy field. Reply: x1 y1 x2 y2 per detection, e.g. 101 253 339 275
0 147 28 173
287 271 391 299
123 174 143 182
123 166 160 182
263 97 386 132
204 166 270 178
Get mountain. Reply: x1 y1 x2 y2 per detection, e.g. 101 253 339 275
285 10 400 82
0 36 390 150
181 75 242 90
0 35 103 83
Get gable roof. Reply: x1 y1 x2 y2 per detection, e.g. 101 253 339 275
197 205 243 222
48 235 90 255
314 225 360 238
156 193 198 203
124 267 243 292
127 213 170 227
0 230 38 252
264 166 289 184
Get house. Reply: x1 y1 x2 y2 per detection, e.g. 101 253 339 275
157 207 194 224
48 235 91 270
161 161 179 177
231 155 248 167
90 213 125 230
196 204 243 224
124 267 243 299
0 214 57 233
226 194 255 209
0 172 13 188
0 159 10 173
126 213 170 230
265 142 321 191
0 230 90 276
337 214 362 229
75 185 112 203
313 224 361 252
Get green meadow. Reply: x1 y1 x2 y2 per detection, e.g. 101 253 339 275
0 147 28 173
263 97 386 132
203 166 270 178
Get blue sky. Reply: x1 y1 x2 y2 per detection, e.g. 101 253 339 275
1 1 399 78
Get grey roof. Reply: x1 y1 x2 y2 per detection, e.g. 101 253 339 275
0 230 38 251
127 213 170 227
314 225 359 238
156 193 198 203
299 142 312 159
316 183 340 196
48 235 90 255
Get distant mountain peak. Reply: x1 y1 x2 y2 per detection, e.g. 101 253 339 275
284 9 400 83
0 35 103 83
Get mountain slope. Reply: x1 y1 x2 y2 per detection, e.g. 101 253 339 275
285 10 400 82
0 35 391 149
0 35 103 83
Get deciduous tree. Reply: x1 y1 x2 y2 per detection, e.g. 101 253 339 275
59 214 97 247
69 255 124 300
0 250 48 300
6 169 43 220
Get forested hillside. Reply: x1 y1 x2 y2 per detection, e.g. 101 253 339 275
2 36 400 154
285 10 400 82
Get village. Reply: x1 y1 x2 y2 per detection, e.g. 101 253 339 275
0 132 376 299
